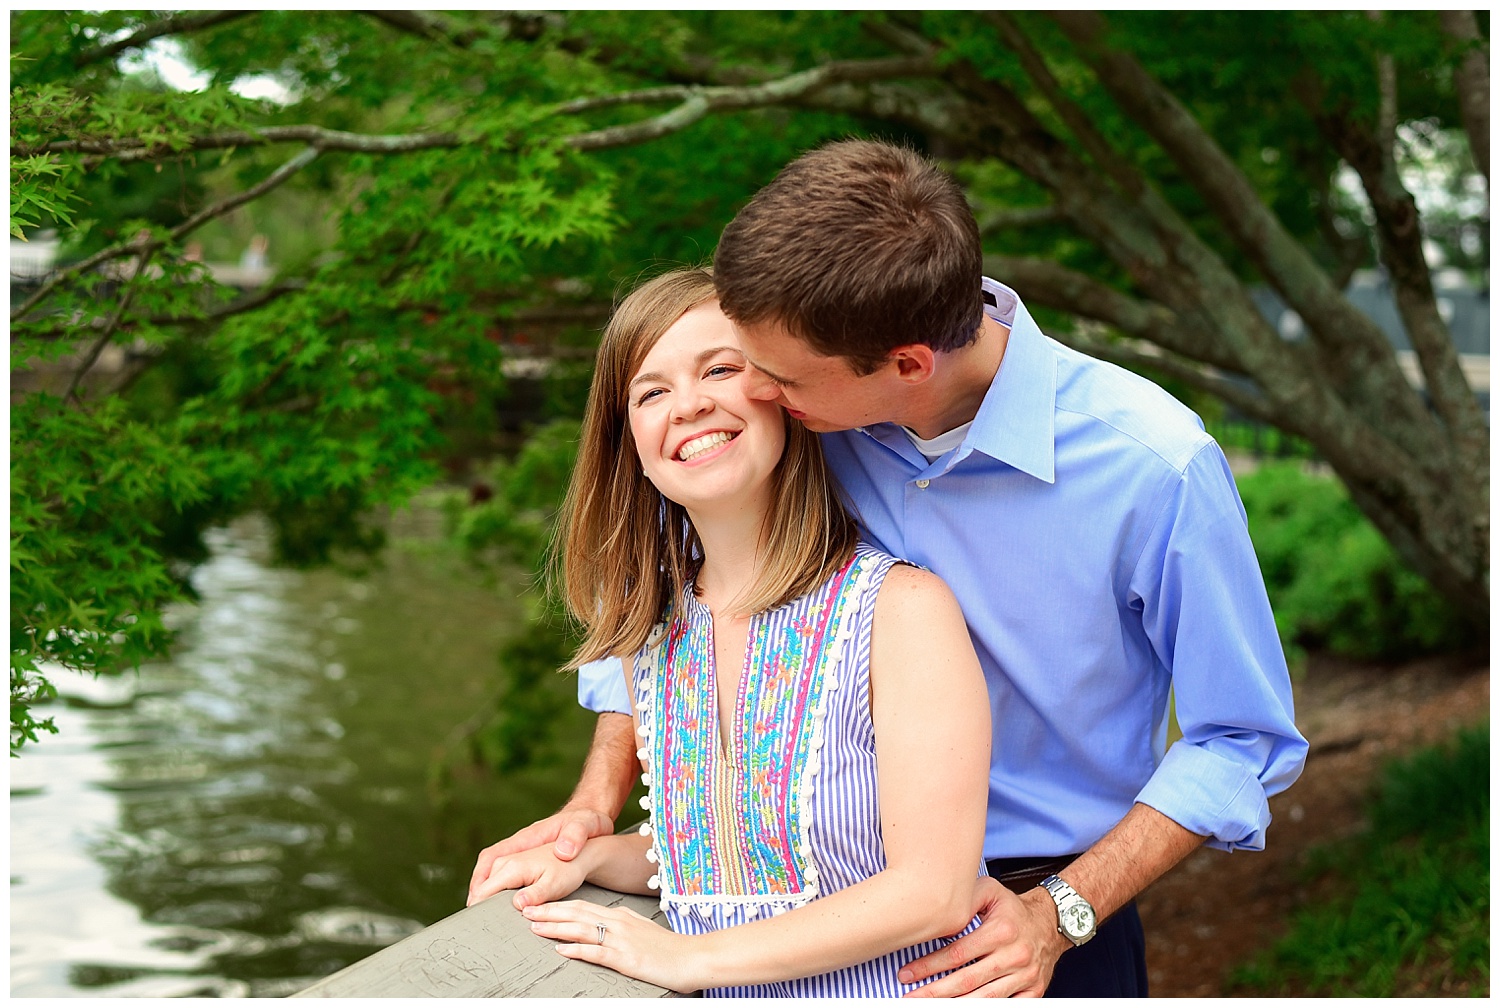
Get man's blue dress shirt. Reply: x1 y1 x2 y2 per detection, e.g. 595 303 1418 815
578 278 1307 860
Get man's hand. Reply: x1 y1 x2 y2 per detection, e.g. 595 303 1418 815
467 712 640 907
467 839 595 910
467 806 614 906
898 877 1069 997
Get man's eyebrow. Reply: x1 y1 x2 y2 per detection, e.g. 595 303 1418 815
628 346 743 387
748 360 796 386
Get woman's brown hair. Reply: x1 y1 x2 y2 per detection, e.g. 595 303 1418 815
557 267 858 669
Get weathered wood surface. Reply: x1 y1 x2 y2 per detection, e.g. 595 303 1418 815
292 884 689 998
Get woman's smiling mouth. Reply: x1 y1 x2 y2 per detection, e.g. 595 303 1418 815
676 430 737 461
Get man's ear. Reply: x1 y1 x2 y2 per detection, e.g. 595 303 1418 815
887 344 938 384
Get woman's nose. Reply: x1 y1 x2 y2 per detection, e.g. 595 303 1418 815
669 387 713 422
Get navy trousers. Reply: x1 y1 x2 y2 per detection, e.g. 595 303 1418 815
1043 902 1148 998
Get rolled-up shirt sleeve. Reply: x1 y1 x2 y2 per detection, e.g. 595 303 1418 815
577 655 631 715
1130 443 1308 851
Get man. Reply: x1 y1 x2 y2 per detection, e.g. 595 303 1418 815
470 140 1307 996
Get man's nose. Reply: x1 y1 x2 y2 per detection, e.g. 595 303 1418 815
744 367 781 402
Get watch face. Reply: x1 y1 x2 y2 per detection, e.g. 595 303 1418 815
1060 899 1096 938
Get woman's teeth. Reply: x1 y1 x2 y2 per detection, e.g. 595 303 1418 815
677 431 735 461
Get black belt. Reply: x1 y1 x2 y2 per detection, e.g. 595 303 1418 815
985 854 1081 895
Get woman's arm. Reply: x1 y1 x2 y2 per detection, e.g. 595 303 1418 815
578 832 657 894
525 565 991 991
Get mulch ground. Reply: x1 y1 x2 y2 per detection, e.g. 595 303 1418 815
1136 650 1490 997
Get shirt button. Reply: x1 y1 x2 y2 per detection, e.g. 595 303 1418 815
916 479 930 489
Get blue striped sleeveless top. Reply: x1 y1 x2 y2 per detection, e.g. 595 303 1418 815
631 543 982 997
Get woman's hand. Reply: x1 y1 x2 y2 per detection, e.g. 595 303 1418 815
522 899 702 993
466 843 590 909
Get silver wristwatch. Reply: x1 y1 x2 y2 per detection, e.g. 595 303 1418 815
1039 874 1097 947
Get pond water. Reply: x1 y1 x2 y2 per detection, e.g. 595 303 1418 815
10 513 594 997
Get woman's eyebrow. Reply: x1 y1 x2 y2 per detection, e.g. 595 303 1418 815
696 346 742 364
629 347 742 388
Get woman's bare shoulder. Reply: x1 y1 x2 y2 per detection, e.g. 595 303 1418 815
872 562 964 625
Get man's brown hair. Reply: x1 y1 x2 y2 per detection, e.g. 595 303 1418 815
555 268 857 669
714 139 984 375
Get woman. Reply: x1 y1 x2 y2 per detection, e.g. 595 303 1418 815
475 269 990 996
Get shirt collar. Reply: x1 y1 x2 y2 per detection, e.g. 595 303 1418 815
854 278 1058 482
963 277 1057 483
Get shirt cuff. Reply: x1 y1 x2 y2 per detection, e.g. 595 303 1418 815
577 655 630 715
1135 742 1272 852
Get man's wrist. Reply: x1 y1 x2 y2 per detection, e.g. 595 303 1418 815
559 798 613 822
1021 886 1075 957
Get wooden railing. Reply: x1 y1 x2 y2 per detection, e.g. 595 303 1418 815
293 884 689 998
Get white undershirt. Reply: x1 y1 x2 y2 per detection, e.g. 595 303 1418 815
902 421 973 462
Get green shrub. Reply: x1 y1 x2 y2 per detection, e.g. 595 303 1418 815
1236 463 1472 660
1230 724 1490 996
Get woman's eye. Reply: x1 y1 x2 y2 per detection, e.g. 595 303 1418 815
706 364 741 379
635 388 665 406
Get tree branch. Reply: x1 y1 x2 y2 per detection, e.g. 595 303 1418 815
975 204 1065 235
1311 186 1370 290
893 41 1303 396
73 11 256 68
1342 473 1488 629
1309 97 1487 463
18 55 936 164
1438 10 1489 183
553 87 702 116
357 10 489 49
1372 16 1399 156
12 235 146 322
983 254 1243 373
562 56 937 153
357 10 700 76
804 26 1358 464
983 12 1148 198
179 147 322 238
12 147 320 322
62 248 152 405
860 14 942 58
779 78 972 146
1047 11 1435 448
1068 322 1439 512
154 277 308 327
16 276 310 343
20 125 463 163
